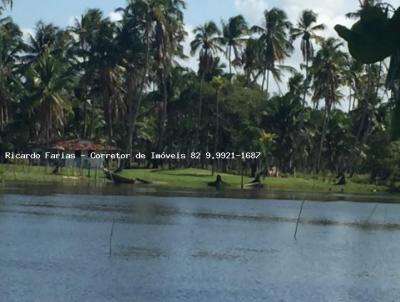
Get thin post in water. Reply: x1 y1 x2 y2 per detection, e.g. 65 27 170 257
109 217 116 257
294 200 306 240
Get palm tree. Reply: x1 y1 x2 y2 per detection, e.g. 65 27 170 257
343 57 363 112
190 21 223 147
70 9 126 145
26 50 74 146
242 38 264 85
116 0 153 156
211 75 224 175
252 8 293 95
70 9 104 63
311 38 347 171
291 10 325 108
152 0 186 161
69 9 104 138
94 22 124 145
0 18 23 130
345 0 386 19
221 15 248 75
24 21 73 75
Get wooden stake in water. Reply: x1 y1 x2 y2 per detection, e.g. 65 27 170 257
366 203 378 222
109 217 116 257
294 200 306 240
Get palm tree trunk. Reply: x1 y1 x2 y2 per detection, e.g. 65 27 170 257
229 46 232 75
266 69 270 97
126 28 151 157
356 65 373 143
89 99 95 139
261 68 266 91
46 110 51 148
302 57 309 110
83 100 87 138
348 87 352 112
156 72 168 164
108 98 113 144
212 88 220 176
296 58 308 171
317 103 329 172
196 72 205 150
0 106 3 131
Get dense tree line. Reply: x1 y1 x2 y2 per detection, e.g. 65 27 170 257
0 0 399 184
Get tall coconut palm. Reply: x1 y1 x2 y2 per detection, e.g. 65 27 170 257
94 19 125 144
311 38 347 171
116 0 153 156
343 57 363 112
211 75 224 175
70 9 127 144
291 10 325 108
252 8 293 95
69 9 104 138
70 9 104 63
24 21 73 71
152 0 186 159
221 15 248 75
190 21 223 145
0 18 24 130
242 38 264 85
26 50 74 146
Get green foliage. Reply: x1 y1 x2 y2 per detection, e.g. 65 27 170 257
258 130 276 157
0 0 399 192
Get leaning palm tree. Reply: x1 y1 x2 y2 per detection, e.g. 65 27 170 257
115 0 153 156
252 8 293 95
222 15 248 75
115 0 185 165
190 21 223 145
311 38 347 172
291 10 325 107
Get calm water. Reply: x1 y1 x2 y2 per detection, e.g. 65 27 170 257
1 185 400 301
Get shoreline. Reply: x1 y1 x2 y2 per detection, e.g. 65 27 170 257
0 164 397 199
1 180 399 203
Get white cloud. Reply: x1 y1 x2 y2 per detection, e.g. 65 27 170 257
68 15 78 27
109 11 122 22
234 0 356 35
21 27 34 41
234 0 268 24
177 24 199 71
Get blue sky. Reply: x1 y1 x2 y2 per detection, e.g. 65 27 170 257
6 0 400 105
8 0 236 30
8 0 400 50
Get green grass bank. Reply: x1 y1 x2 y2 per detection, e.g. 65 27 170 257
0 164 389 194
